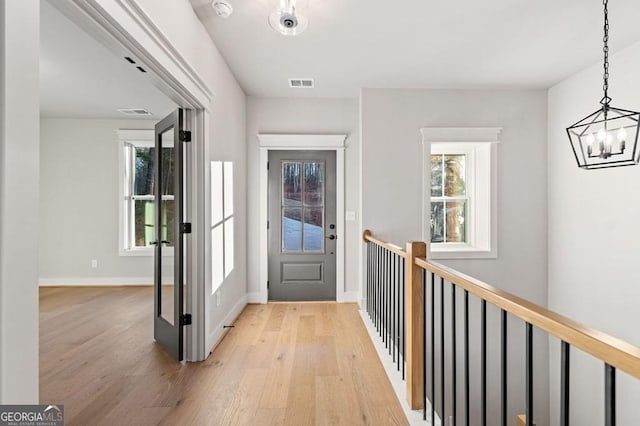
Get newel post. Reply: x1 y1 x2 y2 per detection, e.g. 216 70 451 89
406 240 427 409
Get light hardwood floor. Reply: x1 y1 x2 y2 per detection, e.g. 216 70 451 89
40 287 408 425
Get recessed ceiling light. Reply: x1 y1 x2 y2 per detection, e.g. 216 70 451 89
212 1 233 19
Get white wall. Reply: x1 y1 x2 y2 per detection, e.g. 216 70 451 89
39 118 162 284
246 97 360 300
0 1 40 403
548 40 640 426
361 88 549 425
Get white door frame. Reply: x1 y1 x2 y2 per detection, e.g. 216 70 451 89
257 134 347 303
53 0 214 361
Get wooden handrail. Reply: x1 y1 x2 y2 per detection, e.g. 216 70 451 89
414 257 640 380
362 230 407 258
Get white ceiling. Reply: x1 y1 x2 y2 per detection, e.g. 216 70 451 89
40 0 176 119
190 0 640 98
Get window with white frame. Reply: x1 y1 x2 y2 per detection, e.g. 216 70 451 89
118 129 173 256
211 161 234 293
422 128 500 259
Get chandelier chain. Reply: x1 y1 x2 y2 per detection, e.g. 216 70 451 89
602 0 610 106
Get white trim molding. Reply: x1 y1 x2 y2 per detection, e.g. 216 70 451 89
421 127 501 260
257 134 348 303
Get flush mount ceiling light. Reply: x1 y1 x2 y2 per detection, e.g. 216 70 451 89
269 0 308 36
212 0 233 19
566 0 640 169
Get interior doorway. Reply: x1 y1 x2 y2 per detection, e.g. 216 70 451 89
39 0 208 362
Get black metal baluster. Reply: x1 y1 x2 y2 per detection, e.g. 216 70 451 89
402 258 405 379
395 254 400 369
560 341 570 426
431 272 435 425
440 277 445 422
452 284 457 426
383 249 387 345
367 242 371 318
501 309 507 426
392 253 396 361
388 249 392 354
481 299 487 426
464 290 469 426
526 323 533 426
605 363 616 426
423 269 427 421
377 245 381 334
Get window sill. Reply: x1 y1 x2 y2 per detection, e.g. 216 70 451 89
429 246 497 260
119 248 174 257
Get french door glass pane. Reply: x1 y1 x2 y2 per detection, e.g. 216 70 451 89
303 207 323 251
444 155 466 197
159 128 175 325
282 162 302 206
282 207 302 252
303 161 324 206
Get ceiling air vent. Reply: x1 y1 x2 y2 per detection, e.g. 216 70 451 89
117 108 152 116
289 78 314 89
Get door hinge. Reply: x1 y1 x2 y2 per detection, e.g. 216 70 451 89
267 281 270 289
180 222 192 234
179 130 192 142
267 220 270 229
180 313 192 326
267 161 269 170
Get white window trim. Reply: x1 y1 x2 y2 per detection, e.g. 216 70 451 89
117 129 173 257
421 127 501 259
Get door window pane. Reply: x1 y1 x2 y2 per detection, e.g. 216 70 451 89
282 162 302 206
303 207 324 251
303 161 324 206
160 129 175 196
282 207 302 252
161 199 175 247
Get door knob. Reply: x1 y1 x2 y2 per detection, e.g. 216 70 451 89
325 235 337 240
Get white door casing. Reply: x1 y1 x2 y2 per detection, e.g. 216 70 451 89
256 134 347 304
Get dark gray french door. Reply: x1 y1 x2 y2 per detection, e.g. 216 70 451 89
268 150 337 301
153 109 188 361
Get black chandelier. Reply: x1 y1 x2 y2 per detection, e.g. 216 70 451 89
566 0 640 169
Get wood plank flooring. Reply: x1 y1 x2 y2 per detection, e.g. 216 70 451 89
40 287 408 425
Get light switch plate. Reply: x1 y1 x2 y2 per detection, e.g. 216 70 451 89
345 211 357 221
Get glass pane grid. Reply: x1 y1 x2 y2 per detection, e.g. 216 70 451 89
430 153 467 244
281 160 326 253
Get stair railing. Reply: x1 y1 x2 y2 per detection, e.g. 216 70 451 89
363 229 640 426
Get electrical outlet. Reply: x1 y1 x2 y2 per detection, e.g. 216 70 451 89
91 259 98 268
216 292 221 307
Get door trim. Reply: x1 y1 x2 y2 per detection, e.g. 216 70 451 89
257 134 347 304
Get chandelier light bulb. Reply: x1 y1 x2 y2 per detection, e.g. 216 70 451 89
617 127 627 142
586 133 595 145
597 128 607 141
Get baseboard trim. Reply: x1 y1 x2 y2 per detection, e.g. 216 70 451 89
339 291 360 303
206 294 248 356
39 277 155 286
247 291 267 304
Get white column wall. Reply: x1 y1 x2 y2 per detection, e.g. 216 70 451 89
0 0 40 404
